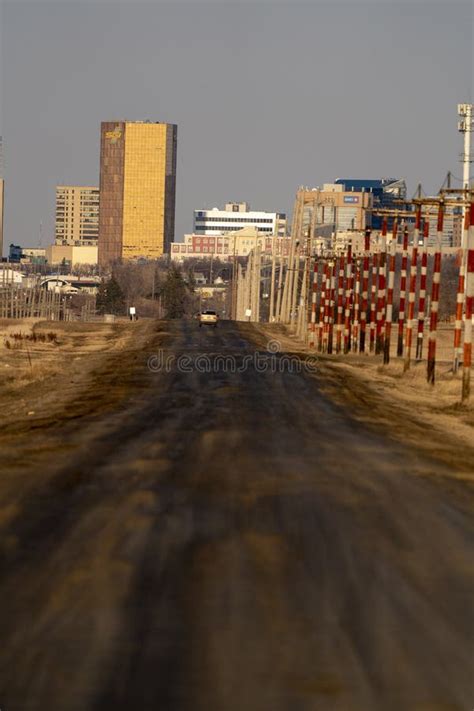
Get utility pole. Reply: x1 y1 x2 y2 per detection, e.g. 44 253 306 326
289 243 301 328
454 104 473 369
269 233 276 322
281 192 301 323
275 249 284 322
458 104 473 226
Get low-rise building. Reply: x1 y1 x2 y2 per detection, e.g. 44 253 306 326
170 227 292 262
45 244 98 266
0 266 24 286
40 275 100 294
193 202 287 236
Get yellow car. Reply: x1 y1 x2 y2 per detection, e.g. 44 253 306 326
199 310 219 327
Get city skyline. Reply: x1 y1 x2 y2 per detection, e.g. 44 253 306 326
1 1 472 253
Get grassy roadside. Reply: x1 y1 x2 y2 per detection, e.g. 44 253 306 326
0 318 158 432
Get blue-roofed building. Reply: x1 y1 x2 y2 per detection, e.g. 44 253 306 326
334 178 407 229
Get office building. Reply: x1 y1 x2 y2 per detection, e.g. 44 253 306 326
297 183 373 237
193 202 287 237
55 185 99 246
98 120 177 265
334 178 406 229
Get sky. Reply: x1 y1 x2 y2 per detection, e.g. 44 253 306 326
0 0 472 253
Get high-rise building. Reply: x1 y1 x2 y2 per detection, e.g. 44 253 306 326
55 185 99 246
98 121 177 265
193 202 287 236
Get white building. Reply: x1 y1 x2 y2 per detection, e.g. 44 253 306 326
193 202 287 237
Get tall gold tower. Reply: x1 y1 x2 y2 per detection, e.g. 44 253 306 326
98 121 177 265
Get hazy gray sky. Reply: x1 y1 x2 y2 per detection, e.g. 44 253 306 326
1 0 472 252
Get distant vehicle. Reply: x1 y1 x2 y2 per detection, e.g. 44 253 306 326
199 310 218 327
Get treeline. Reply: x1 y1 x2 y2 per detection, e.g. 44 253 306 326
96 261 198 319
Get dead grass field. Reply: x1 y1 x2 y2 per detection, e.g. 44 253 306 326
0 318 151 427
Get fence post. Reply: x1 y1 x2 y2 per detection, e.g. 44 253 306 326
376 219 387 355
397 225 409 356
427 202 444 384
461 200 474 401
404 206 421 371
359 228 371 354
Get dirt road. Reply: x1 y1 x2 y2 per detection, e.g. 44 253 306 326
0 320 472 711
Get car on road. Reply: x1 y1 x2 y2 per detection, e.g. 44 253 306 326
199 310 219 327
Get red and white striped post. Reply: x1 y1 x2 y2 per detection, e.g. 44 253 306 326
369 245 379 353
461 200 474 402
383 219 398 364
343 244 353 354
336 254 345 353
416 216 429 361
427 202 444 385
359 228 371 353
318 261 328 352
453 208 470 372
352 257 362 352
397 225 409 356
376 218 388 355
404 206 421 371
323 260 333 353
327 258 336 354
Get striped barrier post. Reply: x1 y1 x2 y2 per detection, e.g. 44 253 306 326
427 203 444 384
383 219 398 364
462 200 474 401
416 216 429 361
404 206 421 371
397 225 409 356
344 244 353 354
318 261 328 352
352 257 362 353
327 258 336 354
359 228 371 353
376 219 388 355
369 243 379 353
309 258 318 348
323 260 332 353
336 254 345 353
453 208 470 372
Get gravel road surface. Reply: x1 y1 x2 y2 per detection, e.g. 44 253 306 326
0 320 472 711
